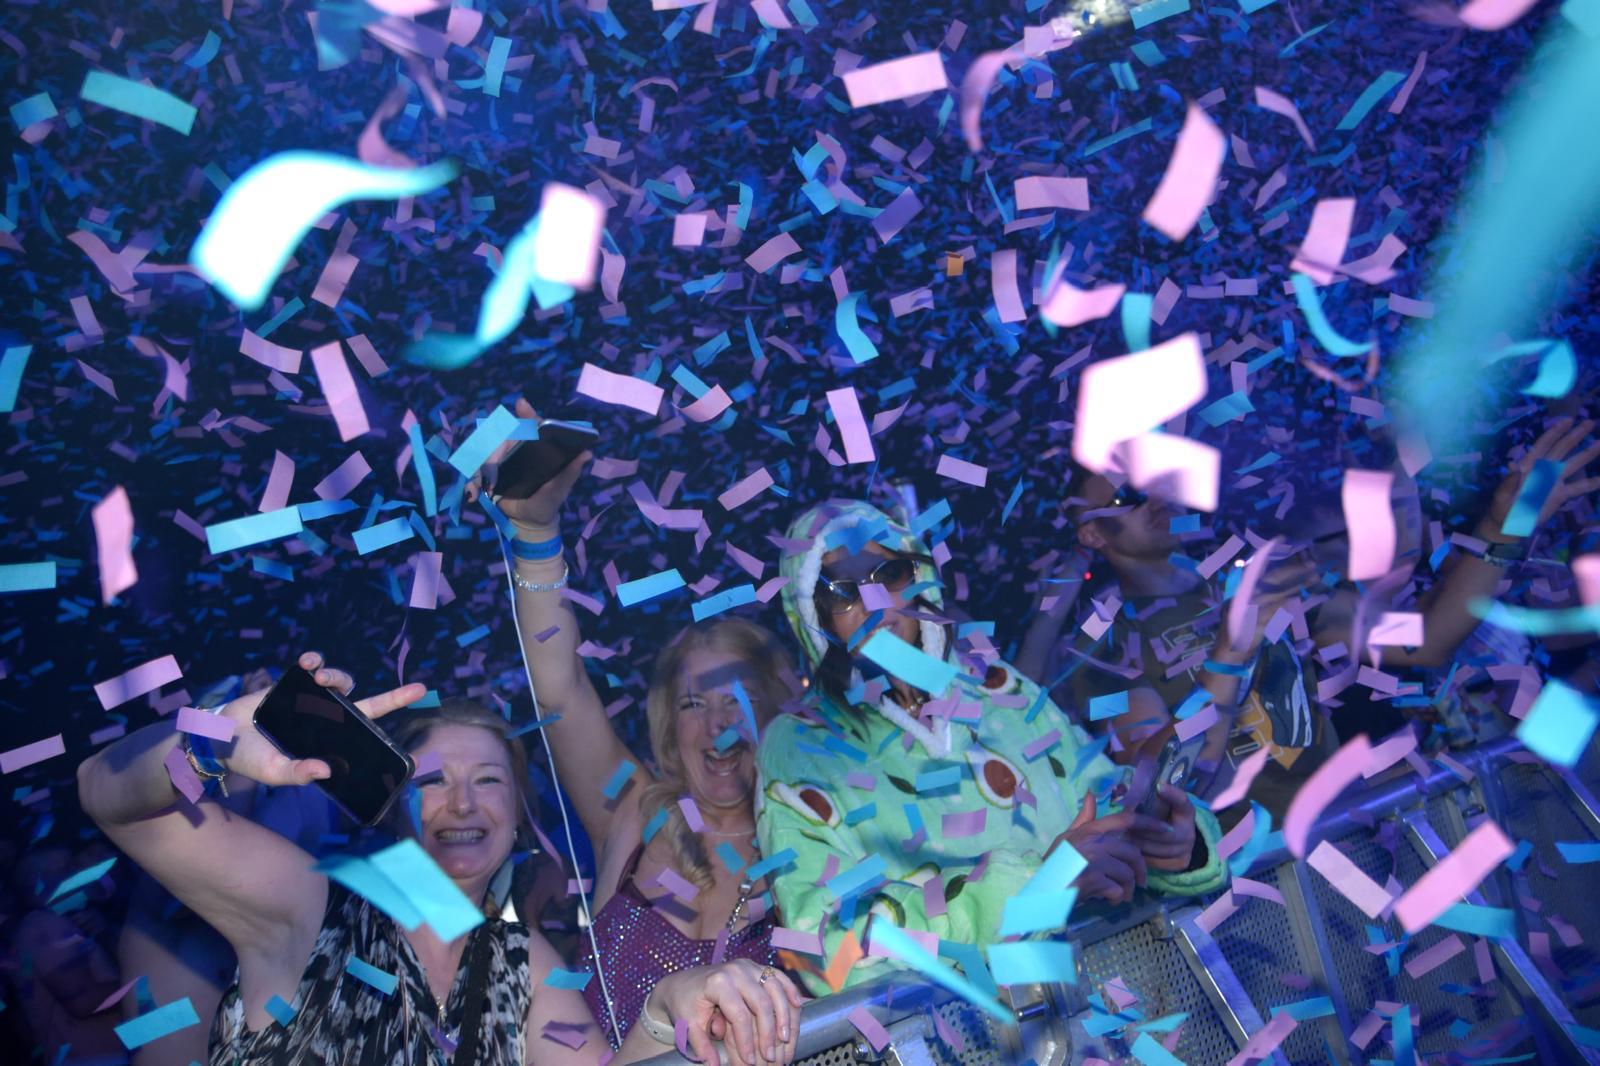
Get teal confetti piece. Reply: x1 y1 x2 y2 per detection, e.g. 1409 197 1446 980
455 624 490 648
47 857 117 902
870 920 1013 1023
1228 802 1273 876
1484 339 1577 398
692 583 756 621
448 405 519 477
1240 0 1278 10
1433 903 1517 939
1274 996 1335 1021
1129 1032 1188 1066
368 839 486 942
835 293 880 363
745 848 797 881
264 995 296 1026
642 806 669 844
1500 459 1562 538
1021 839 1087 897
0 562 56 593
0 345 33 412
484 36 511 97
80 70 197 134
1334 70 1406 131
1001 478 1027 525
859 630 958 696
10 92 56 129
345 957 398 995
353 517 414 556
618 568 686 607
916 765 961 792
184 31 221 69
205 508 305 554
1291 273 1371 357
998 888 1078 937
1089 690 1129 721
602 759 637 800
1470 598 1600 636
1129 0 1189 30
407 423 437 517
1556 840 1600 863
1516 680 1599 767
825 854 886 903
1121 292 1153 352
114 998 201 1049
716 842 746 875
317 853 426 930
544 967 593 990
191 152 457 310
987 940 1076 986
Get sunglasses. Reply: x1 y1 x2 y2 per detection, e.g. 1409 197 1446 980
817 555 928 616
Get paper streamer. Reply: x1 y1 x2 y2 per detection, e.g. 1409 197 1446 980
1284 735 1372 858
826 387 877 464
1141 103 1226 241
842 52 948 108
1342 469 1397 580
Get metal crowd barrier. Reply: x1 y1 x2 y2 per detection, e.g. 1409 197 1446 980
641 736 1600 1066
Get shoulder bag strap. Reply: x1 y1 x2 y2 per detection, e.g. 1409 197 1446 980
450 922 498 1066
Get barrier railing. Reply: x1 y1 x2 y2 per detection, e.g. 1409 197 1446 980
641 736 1600 1065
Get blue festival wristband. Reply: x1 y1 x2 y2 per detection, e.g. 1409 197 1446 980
511 536 563 561
1202 659 1252 678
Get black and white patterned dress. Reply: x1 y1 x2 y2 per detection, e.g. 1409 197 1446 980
209 883 531 1066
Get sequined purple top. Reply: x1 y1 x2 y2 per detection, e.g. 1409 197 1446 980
578 844 777 1049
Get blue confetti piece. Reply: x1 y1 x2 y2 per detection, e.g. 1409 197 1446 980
10 93 56 129
1500 458 1562 538
1556 840 1600 863
345 957 399 995
1129 1032 1187 1066
692 583 756 621
448 405 519 478
353 517 414 556
48 857 117 902
859 630 958 697
1516 679 1599 767
544 967 593 990
915 765 962 792
1291 273 1371 357
871 921 1013 1024
455 623 490 648
0 562 56 593
642 806 669 844
745 848 797 881
998 888 1078 937
716 842 746 875
1129 0 1190 30
205 508 305 554
1089 690 1130 721
1433 903 1517 939
264 994 296 1026
987 940 1076 986
114 998 201 1049
835 293 880 363
602 759 637 800
80 70 196 134
0 345 33 412
617 568 686 606
1334 70 1406 131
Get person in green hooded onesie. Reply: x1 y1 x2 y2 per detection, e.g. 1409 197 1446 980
755 499 1226 994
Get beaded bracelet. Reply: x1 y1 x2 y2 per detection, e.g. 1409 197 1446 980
510 535 563 561
513 562 570 594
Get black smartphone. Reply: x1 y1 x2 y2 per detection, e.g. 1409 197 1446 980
253 666 414 827
492 420 599 500
1135 732 1208 816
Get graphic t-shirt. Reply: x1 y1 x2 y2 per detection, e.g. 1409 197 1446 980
1064 587 1338 820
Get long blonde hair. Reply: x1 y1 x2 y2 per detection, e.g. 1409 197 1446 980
638 619 793 891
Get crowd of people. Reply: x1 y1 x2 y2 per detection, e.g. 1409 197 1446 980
4 410 1590 1066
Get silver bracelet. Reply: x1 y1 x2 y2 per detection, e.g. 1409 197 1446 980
512 561 569 593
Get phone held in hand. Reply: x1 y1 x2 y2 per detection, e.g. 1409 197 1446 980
253 666 415 827
1134 732 1207 817
493 420 600 500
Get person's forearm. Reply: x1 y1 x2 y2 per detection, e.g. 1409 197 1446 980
1196 641 1248 764
77 720 186 827
509 522 592 709
1015 584 1076 683
1393 520 1513 667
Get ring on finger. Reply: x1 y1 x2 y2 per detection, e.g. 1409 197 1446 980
758 967 775 985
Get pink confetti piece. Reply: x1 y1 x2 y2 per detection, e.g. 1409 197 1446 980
260 450 294 512
1073 333 1206 473
1393 820 1515 933
1013 175 1089 211
410 551 442 610
1141 103 1226 241
672 211 708 247
933 1007 966 1053
346 334 388 377
1285 734 1373 858
922 871 946 919
175 706 237 742
1174 702 1218 741
1233 877 1286 904
1291 198 1355 285
1362 729 1418 778
1226 1010 1297 1066
238 329 302 374
771 926 824 955
1022 729 1062 761
1253 86 1316 150
1039 277 1126 327
92 485 138 604
310 341 370 442
744 231 801 273
94 978 142 1015
847 1006 892 1052
1458 0 1540 29
1389 51 1427 115
1 734 66 773
533 183 605 288
541 1022 588 1050
936 454 988 487
990 249 1027 323
841 51 948 108
678 385 732 423
718 467 774 510
1226 538 1280 651
1194 889 1239 933
1307 840 1393 918
826 387 876 465
313 451 372 501
871 187 922 243
941 809 987 837
1342 469 1397 580
576 363 664 415
1211 747 1271 811
1402 933 1465 978
1368 611 1423 649
1574 555 1600 606
654 866 700 903
95 655 182 710
161 744 204 803
678 796 705 831
76 358 117 398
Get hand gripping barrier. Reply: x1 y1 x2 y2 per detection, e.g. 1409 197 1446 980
640 735 1600 1065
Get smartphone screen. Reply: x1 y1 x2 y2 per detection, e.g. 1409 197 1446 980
1136 733 1206 816
253 667 414 826
493 420 599 500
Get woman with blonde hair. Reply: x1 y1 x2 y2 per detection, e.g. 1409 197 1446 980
481 401 802 1062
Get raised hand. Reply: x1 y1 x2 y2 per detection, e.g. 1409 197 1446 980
1478 416 1600 544
653 958 803 1065
212 651 425 788
1048 791 1174 904
464 398 591 540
